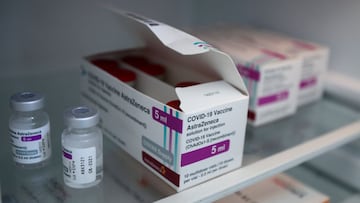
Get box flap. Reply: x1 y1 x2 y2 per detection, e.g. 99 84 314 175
107 8 208 55
176 81 245 113
105 7 249 95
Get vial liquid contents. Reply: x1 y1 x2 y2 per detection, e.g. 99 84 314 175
9 91 52 168
62 106 103 188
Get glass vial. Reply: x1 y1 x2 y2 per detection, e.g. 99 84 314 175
9 91 52 168
62 106 103 188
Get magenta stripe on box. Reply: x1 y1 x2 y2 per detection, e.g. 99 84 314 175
152 107 183 133
237 64 260 81
258 91 289 106
293 40 316 50
261 49 287 60
181 140 230 167
21 134 41 142
169 108 173 152
300 77 317 89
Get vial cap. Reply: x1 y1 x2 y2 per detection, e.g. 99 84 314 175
138 64 166 77
92 59 136 84
175 81 200 88
64 106 99 128
114 69 137 83
10 91 45 112
91 59 119 71
122 55 149 67
166 100 182 111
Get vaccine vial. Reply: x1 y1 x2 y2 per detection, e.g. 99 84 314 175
122 55 166 80
62 106 103 188
9 91 52 168
115 68 137 87
122 55 149 67
137 63 166 80
175 81 200 88
91 59 137 87
166 100 182 111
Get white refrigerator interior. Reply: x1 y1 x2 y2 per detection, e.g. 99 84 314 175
1 1 360 203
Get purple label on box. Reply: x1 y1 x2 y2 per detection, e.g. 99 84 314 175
258 91 289 106
261 49 287 60
181 140 230 167
237 64 260 81
293 40 316 50
152 107 182 133
63 151 72 160
300 77 317 89
21 134 41 142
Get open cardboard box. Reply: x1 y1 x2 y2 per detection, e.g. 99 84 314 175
80 8 249 191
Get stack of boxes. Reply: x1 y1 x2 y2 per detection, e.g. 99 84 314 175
195 26 329 126
227 27 329 106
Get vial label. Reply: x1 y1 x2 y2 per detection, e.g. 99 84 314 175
9 123 51 164
62 146 96 184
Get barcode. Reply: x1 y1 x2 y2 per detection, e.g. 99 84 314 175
42 137 46 157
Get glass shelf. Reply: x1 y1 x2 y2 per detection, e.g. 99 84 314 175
1 70 360 203
287 161 358 203
306 140 360 191
286 137 360 203
156 98 360 203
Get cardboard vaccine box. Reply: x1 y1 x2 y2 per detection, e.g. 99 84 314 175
198 33 301 126
215 173 329 203
80 9 249 191
226 27 329 106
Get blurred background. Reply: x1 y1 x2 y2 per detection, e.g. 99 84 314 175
1 0 360 78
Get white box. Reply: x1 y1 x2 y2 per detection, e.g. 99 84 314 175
80 9 249 191
198 33 301 126
215 173 329 203
225 27 329 106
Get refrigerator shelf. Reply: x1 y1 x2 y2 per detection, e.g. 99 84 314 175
156 97 360 203
1 72 360 203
